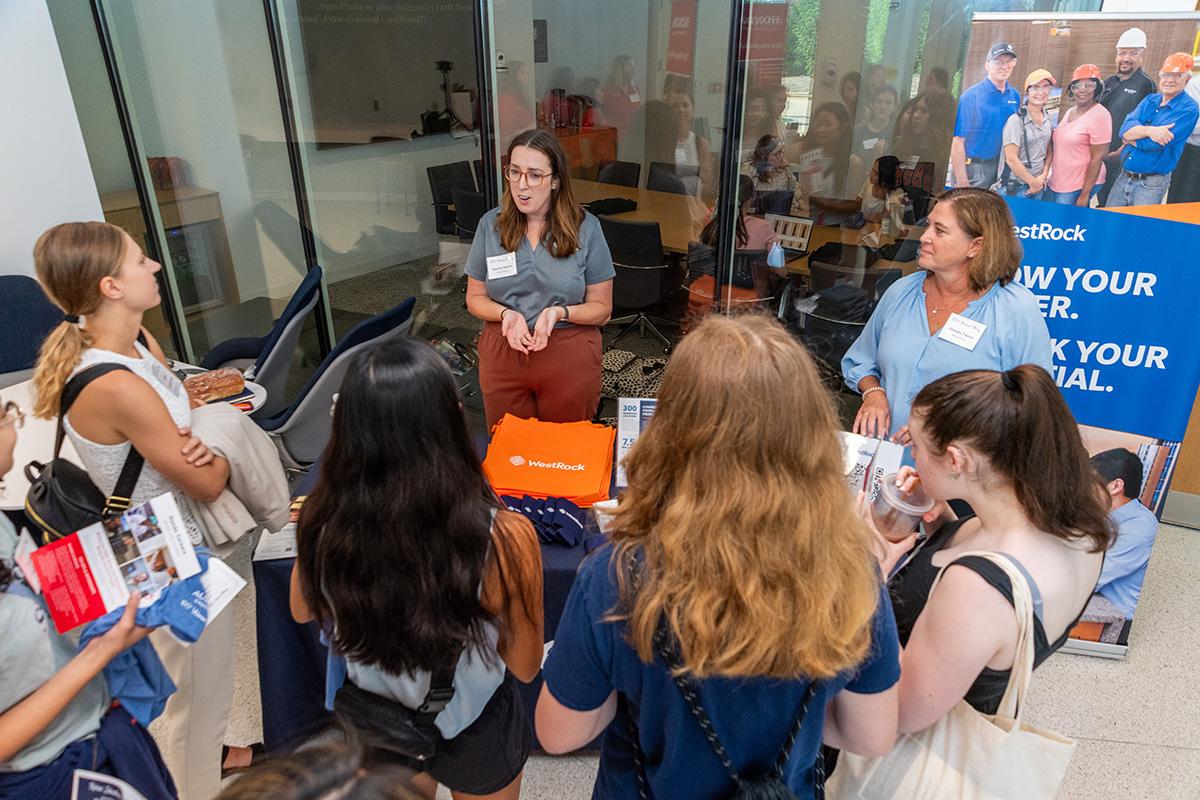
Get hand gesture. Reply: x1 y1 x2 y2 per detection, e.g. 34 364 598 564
852 390 891 439
1025 176 1045 196
500 310 532 354
179 427 214 466
890 424 912 447
1148 123 1175 146
894 466 956 527
530 306 565 352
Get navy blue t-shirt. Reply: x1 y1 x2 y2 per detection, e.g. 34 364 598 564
542 545 901 799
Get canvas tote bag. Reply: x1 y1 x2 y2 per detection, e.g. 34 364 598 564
827 551 1076 800
483 413 615 507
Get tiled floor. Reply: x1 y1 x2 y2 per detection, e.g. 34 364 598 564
205 523 1200 798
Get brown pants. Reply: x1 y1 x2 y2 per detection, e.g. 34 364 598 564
478 322 602 430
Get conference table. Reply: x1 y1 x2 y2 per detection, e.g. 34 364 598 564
573 179 711 254
253 452 604 752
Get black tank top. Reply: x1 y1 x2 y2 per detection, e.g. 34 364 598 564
888 517 1081 714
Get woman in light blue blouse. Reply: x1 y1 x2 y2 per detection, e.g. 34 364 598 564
842 187 1051 445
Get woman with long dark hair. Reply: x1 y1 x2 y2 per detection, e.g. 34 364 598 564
465 129 614 428
536 315 900 799
290 338 544 800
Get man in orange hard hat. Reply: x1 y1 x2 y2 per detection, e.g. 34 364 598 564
1108 52 1199 207
1098 27 1157 205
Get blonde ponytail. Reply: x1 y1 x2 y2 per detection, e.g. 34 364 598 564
29 222 127 419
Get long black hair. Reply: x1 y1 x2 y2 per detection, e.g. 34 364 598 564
700 174 755 249
295 338 524 674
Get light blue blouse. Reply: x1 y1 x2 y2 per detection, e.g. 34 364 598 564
842 270 1052 438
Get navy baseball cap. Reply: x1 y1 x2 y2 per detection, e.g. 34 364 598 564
987 42 1017 61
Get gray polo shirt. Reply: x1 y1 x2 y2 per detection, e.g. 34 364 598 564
465 208 615 329
1001 109 1053 177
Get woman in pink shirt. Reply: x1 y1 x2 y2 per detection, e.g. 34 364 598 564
1046 65 1111 206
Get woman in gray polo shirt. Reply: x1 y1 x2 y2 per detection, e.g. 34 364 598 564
465 129 615 428
995 69 1056 200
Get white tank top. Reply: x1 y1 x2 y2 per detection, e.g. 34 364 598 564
63 344 205 545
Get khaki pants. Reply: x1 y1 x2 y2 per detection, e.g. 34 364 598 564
151 603 236 800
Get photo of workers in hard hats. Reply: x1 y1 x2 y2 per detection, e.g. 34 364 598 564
955 16 1200 208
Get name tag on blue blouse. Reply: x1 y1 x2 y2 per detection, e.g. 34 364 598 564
938 313 987 351
487 252 518 280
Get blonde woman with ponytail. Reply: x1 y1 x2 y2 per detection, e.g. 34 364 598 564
536 315 901 800
31 221 244 800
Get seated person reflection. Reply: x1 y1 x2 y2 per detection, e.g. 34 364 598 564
1090 448 1159 619
786 103 862 224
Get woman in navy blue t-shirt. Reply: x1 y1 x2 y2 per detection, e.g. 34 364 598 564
536 315 901 799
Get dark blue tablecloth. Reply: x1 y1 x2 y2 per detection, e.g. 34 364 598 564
254 447 601 751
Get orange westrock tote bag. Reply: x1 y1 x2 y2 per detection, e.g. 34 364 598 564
482 414 615 507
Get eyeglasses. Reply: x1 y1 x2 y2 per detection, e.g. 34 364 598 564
0 401 24 431
1159 72 1189 81
1028 83 1053 93
504 166 551 187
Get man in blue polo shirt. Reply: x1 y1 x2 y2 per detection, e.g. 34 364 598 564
951 42 1021 188
1090 448 1159 619
1108 52 1200 207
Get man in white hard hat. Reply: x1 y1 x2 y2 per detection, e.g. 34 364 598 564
1098 27 1157 205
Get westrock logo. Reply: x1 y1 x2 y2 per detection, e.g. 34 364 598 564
1014 223 1086 242
508 455 585 471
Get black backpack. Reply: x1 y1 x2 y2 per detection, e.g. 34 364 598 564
24 364 144 541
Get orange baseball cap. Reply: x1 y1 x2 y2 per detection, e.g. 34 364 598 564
1025 69 1056 91
1161 52 1195 74
1071 64 1102 83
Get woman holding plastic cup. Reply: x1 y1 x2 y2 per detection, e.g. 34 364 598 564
866 365 1112 732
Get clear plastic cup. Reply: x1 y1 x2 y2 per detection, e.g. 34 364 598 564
871 473 934 542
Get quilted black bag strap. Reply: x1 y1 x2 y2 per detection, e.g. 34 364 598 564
59 364 145 514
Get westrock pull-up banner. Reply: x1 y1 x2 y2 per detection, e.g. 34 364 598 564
1007 196 1200 654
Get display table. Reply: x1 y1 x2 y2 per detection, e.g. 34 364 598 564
253 454 601 751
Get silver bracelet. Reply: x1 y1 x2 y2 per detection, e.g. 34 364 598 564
862 386 886 400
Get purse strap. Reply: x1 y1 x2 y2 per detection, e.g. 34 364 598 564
926 550 1036 722
58 364 145 515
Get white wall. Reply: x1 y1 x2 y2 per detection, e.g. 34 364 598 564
0 0 104 278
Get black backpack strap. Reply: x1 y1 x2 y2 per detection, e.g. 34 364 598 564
414 645 462 722
59 364 145 514
136 329 149 349
654 628 819 787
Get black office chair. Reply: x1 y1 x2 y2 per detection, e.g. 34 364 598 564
0 275 64 388
451 188 489 240
596 159 640 188
647 162 691 195
598 216 673 353
686 241 716 282
427 162 475 236
754 190 794 215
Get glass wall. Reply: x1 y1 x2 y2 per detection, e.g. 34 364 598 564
273 0 486 352
728 0 969 396
50 0 320 386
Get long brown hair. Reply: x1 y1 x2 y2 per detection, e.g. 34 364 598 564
935 188 1022 293
911 365 1116 553
611 314 880 680
30 222 127 419
495 129 584 257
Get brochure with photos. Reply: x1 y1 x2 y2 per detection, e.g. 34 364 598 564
30 492 201 633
